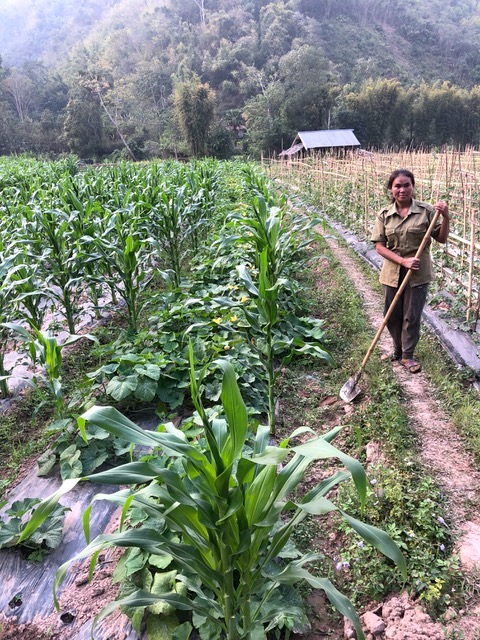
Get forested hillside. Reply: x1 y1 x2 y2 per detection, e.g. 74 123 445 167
2 0 480 158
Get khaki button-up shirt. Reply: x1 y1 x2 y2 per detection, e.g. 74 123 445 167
371 199 442 287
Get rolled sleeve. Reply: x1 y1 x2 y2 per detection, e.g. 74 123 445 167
371 214 387 244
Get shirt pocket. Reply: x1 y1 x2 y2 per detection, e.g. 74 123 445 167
386 230 398 249
407 225 425 248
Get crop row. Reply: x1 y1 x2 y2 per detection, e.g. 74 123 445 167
0 156 409 639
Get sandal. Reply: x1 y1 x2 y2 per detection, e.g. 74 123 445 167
400 358 422 373
381 351 402 362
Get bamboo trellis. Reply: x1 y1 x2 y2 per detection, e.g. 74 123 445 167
266 148 480 330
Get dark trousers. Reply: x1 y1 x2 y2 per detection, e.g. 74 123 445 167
383 268 429 360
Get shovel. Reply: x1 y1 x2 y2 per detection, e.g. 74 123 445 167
339 206 442 403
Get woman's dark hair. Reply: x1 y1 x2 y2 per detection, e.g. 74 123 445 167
387 168 415 190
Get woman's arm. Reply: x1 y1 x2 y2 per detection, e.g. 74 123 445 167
375 242 420 270
433 200 450 244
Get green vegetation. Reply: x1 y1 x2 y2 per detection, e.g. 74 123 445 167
39 357 402 640
0 156 478 637
280 233 470 619
0 497 69 561
3 1 480 156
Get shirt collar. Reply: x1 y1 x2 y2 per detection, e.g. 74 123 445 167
385 198 421 218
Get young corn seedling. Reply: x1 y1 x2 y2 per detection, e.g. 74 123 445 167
20 207 86 334
60 186 106 319
7 260 51 331
233 253 332 435
42 351 405 640
94 206 151 335
148 185 189 289
214 181 330 434
0 252 25 397
3 322 97 418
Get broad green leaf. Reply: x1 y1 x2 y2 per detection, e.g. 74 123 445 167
80 444 110 475
29 509 68 549
106 374 138 401
60 455 83 479
0 518 22 547
216 359 248 465
172 622 193 640
148 569 178 615
17 478 79 544
149 553 174 570
6 498 40 517
341 512 407 580
134 376 158 402
125 548 150 576
134 364 161 380
292 437 367 505
146 612 180 640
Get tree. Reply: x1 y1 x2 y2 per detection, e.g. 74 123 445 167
174 76 215 156
278 45 339 132
258 2 303 70
62 85 105 158
2 68 34 122
243 80 289 156
334 78 405 148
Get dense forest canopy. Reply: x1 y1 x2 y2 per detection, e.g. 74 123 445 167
2 0 480 158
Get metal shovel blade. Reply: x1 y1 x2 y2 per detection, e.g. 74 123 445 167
339 374 362 403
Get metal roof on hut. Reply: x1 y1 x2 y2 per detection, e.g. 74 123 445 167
279 129 361 156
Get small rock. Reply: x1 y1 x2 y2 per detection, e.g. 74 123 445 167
362 611 386 636
92 587 105 597
75 574 89 587
365 441 382 464
412 607 432 624
443 607 457 622
344 617 356 639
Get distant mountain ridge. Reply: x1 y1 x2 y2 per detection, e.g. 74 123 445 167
2 0 480 156
1 0 480 87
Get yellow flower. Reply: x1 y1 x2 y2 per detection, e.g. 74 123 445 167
212 317 222 325
230 314 238 322
240 296 248 303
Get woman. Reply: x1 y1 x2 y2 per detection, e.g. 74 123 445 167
371 168 450 373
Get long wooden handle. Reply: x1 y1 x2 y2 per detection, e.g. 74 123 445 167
357 207 442 373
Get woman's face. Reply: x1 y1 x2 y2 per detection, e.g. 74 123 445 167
391 175 414 205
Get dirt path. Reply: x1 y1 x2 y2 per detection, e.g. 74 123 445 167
324 232 480 638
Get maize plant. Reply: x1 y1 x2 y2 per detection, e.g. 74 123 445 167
34 355 406 640
94 205 151 334
3 322 97 418
17 206 86 334
148 185 193 289
0 254 20 397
